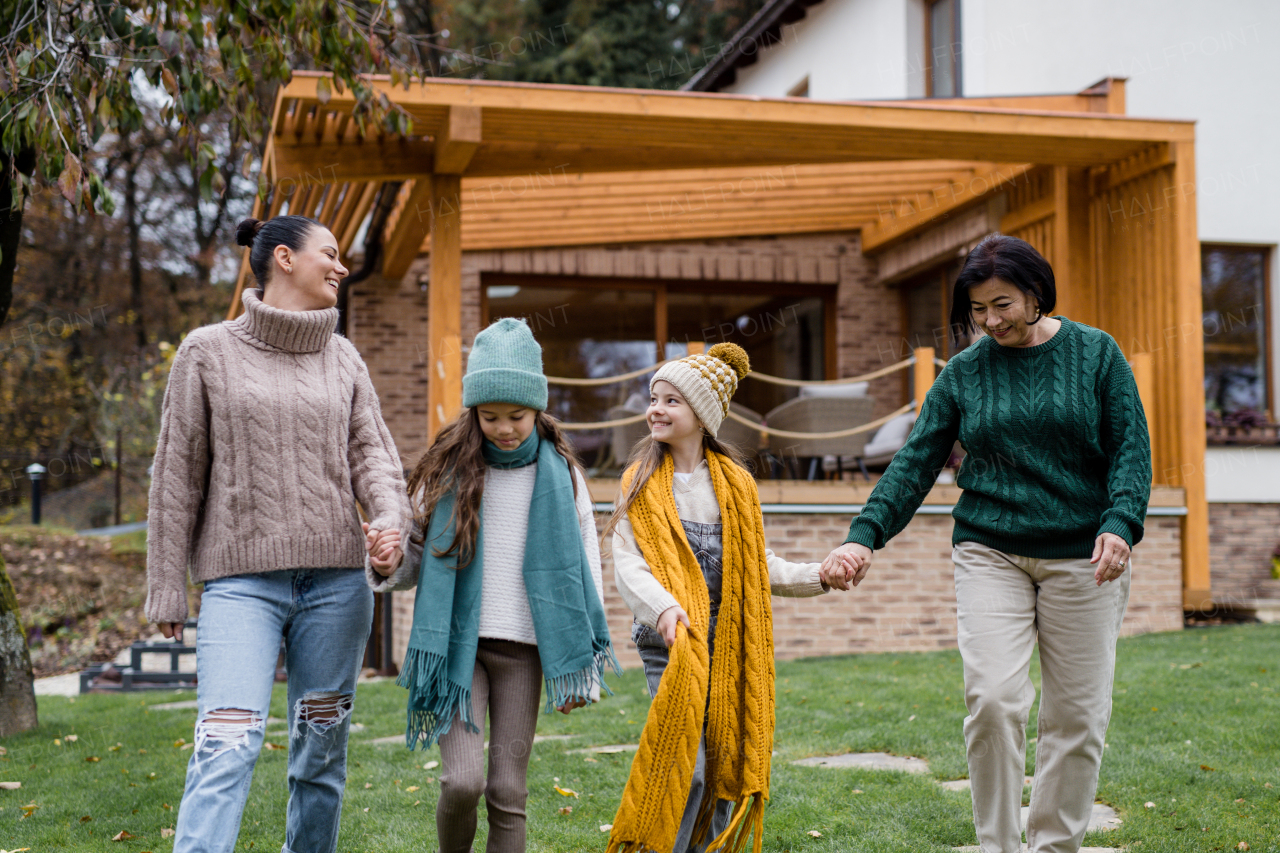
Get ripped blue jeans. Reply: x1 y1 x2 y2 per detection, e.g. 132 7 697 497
174 568 373 853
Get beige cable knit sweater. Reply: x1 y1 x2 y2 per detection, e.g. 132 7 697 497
144 289 410 623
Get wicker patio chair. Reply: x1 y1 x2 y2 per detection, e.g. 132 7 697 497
764 395 876 480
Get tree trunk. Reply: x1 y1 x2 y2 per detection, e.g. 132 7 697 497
0 553 39 736
0 161 22 329
125 147 147 349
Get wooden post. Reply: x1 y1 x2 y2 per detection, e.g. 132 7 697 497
427 174 464 441
913 347 935 412
1130 352 1154 424
686 341 705 356
1169 140 1211 610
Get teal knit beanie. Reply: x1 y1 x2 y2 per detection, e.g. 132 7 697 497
462 318 549 411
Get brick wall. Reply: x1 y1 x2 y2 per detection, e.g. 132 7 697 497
1208 502 1280 606
387 511 1183 671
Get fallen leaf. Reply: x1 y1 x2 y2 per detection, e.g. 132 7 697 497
85 756 100 763
405 786 420 793
53 739 62 747
0 782 20 790
364 783 373 789
173 739 187 748
558 806 573 815
162 803 172 810
20 802 39 818
1235 798 1245 803
363 807 369 813
808 830 823 838
1237 843 1249 851
1201 765 1216 772
1265 783 1273 789
112 830 135 841
413 800 421 806
908 715 916 722
424 761 439 770
262 743 285 751
0 747 6 755
600 824 613 832
65 735 78 742
181 744 193 751
554 785 580 798
109 744 122 752
80 815 92 822
851 788 863 794
146 773 157 780
161 828 175 838
1144 802 1156 809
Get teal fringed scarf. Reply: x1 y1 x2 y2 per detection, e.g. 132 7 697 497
397 432 620 749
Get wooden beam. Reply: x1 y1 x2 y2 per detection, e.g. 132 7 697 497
1168 141 1210 609
382 179 436 281
271 139 436 183
999 194 1055 235
862 164 1033 253
428 174 465 440
434 106 482 174
1051 165 1070 275
913 347 935 412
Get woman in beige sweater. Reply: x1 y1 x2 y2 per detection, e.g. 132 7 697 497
145 215 409 853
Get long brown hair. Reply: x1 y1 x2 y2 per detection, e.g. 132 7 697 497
406 407 586 569
601 431 750 544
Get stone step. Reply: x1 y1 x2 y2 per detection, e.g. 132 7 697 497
792 751 929 773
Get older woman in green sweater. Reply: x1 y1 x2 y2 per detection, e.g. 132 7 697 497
825 234 1151 853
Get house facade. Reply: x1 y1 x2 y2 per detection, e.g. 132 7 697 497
687 0 1280 612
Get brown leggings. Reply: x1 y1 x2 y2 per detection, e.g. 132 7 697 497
436 639 543 853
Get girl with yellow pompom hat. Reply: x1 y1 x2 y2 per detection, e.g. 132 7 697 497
602 343 848 853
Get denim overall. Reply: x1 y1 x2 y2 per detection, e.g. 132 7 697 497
631 520 734 853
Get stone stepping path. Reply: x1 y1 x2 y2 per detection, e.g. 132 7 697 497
569 743 639 754
795 754 1123 842
366 732 577 747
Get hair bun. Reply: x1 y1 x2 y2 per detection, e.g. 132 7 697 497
235 218 264 247
707 342 750 379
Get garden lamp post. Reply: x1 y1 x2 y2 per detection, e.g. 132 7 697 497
26 463 45 525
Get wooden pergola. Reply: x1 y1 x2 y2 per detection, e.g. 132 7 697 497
230 73 1208 608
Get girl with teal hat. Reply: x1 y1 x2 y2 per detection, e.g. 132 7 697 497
365 317 618 853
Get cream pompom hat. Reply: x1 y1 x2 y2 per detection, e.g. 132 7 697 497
649 342 750 438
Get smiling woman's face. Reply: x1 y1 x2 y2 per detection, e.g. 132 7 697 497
968 278 1042 348
273 226 348 310
477 402 535 450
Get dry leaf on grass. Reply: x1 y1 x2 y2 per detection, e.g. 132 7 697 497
162 828 175 838
1201 764 1215 772
20 803 39 818
808 830 823 837
111 830 135 841
262 743 285 751
65 735 78 742
1144 802 1156 809
554 785 580 798
0 782 21 790
85 756 100 763
559 806 573 815
1237 843 1249 851
80 815 92 823
599 824 613 832
423 760 439 770
406 786 420 793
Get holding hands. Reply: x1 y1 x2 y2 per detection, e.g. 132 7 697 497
820 542 873 591
363 522 404 576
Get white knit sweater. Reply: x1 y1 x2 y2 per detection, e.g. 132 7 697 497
613 459 827 628
370 463 604 646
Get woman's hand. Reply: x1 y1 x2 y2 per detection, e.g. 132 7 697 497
656 605 690 647
1090 532 1131 586
821 542 873 589
363 523 404 577
556 697 589 715
157 622 184 643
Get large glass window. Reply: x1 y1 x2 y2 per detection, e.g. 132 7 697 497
1202 245 1271 421
927 0 961 98
482 275 830 472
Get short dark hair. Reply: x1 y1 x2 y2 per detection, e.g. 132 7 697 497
948 234 1057 346
234 215 323 291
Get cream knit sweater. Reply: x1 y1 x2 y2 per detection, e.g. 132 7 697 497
613 458 827 628
370 463 604 647
145 289 410 623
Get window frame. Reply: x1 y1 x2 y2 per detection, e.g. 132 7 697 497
1200 241 1274 423
924 0 962 99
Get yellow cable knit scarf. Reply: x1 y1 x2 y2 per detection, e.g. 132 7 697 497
607 451 775 853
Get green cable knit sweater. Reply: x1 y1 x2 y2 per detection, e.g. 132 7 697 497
846 318 1152 559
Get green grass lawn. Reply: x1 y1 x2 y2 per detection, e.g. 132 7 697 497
4 624 1278 852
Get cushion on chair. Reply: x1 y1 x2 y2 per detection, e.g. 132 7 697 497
861 410 917 458
797 382 869 399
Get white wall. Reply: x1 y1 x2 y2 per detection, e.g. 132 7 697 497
1206 447 1280 502
724 0 1280 502
725 0 916 99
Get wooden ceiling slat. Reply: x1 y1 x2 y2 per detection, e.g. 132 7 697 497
338 183 380 256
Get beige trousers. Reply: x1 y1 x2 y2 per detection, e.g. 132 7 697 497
952 541 1130 853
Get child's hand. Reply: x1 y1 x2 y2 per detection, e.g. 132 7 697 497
822 543 872 589
363 523 404 577
656 605 690 647
557 698 589 715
